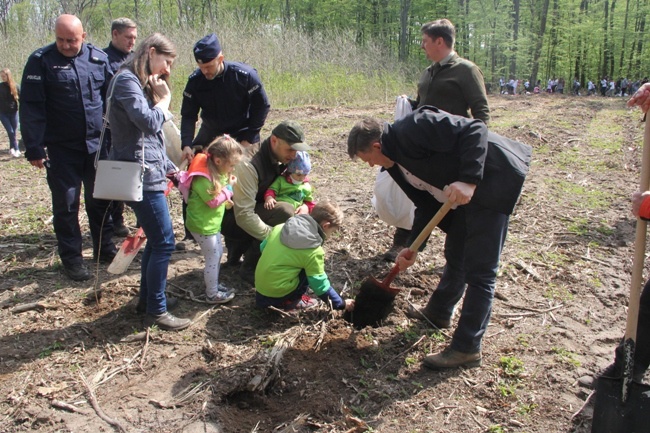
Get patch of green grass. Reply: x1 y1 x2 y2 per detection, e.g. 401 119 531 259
428 330 446 343
546 179 612 210
266 66 405 107
497 380 517 397
396 325 420 342
404 357 418 366
498 356 525 379
518 402 538 415
487 425 505 433
517 334 531 348
552 347 581 367
543 284 574 301
38 341 64 359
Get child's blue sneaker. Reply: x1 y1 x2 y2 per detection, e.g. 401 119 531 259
206 289 235 304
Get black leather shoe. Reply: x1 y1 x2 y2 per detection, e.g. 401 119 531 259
93 247 118 264
136 296 179 314
144 311 191 331
113 223 130 237
63 263 91 281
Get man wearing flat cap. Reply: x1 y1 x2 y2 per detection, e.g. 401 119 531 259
221 120 310 284
180 33 270 160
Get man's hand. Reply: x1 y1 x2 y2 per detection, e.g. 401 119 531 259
444 181 476 205
30 159 46 169
627 83 650 113
264 196 276 210
181 146 194 164
396 248 416 271
632 190 650 218
295 204 309 215
343 299 355 312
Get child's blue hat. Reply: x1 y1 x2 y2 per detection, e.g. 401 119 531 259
287 151 311 175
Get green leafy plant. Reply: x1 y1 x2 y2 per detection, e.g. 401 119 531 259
38 341 63 358
498 356 525 379
552 347 581 367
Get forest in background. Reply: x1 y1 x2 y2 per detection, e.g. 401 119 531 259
0 0 649 106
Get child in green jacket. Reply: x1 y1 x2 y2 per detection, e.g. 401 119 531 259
263 151 315 213
255 201 354 312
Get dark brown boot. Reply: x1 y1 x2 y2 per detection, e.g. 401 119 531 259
383 228 412 262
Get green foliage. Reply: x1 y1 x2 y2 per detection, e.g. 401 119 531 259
0 0 648 100
38 341 63 358
552 347 581 367
498 356 525 379
487 424 505 433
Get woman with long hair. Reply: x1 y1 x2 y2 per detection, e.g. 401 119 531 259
0 68 20 157
107 33 190 331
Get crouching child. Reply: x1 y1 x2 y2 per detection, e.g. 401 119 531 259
255 200 354 312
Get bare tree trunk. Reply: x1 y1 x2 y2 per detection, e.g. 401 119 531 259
398 0 410 61
510 0 520 78
618 0 631 71
529 0 551 85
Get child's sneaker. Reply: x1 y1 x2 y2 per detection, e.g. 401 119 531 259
217 283 235 294
206 289 235 304
285 294 319 311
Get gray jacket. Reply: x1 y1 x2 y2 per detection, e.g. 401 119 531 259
107 69 174 192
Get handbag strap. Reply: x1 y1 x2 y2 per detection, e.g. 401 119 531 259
94 71 146 170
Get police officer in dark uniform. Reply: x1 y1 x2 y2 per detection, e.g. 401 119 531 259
20 14 116 281
103 17 137 237
179 33 270 254
180 33 270 159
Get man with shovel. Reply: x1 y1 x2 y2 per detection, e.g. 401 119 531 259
347 106 531 369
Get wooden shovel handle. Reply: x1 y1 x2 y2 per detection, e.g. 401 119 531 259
625 119 650 341
382 200 454 286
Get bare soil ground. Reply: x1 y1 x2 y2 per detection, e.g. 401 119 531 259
0 95 647 433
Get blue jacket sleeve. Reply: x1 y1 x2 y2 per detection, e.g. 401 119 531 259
180 76 200 148
19 54 48 161
241 68 270 143
318 287 345 310
113 74 166 136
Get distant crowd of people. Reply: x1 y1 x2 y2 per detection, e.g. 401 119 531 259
496 76 648 97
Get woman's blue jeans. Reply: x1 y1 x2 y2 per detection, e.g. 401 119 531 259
0 111 18 151
128 191 175 315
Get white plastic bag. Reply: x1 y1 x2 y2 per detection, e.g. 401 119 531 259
371 97 415 229
394 95 413 120
371 169 415 229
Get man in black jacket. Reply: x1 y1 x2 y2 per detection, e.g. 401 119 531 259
347 106 532 369
103 17 137 237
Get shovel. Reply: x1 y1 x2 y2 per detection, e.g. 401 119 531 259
591 119 650 432
345 200 453 328
107 179 178 275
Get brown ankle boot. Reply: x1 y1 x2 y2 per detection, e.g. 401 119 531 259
383 228 411 262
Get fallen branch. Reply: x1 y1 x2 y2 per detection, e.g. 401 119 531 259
513 259 542 281
140 328 150 369
149 380 211 409
314 321 327 352
494 303 564 318
11 302 51 314
51 399 89 415
80 372 126 432
247 327 301 393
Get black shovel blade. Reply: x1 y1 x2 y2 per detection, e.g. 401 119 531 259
592 377 650 433
343 277 398 329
